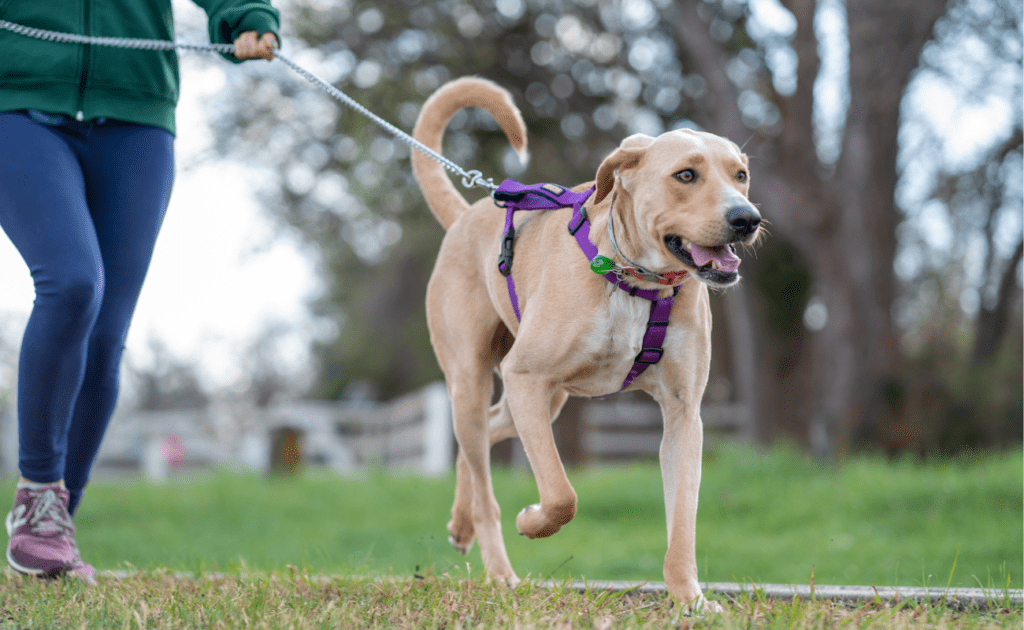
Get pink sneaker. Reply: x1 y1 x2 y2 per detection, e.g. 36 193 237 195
5 484 76 577
64 523 98 585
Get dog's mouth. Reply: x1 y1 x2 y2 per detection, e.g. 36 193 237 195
665 235 741 287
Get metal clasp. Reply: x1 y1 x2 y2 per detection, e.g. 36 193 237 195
462 169 496 191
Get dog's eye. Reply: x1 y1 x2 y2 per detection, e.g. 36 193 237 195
675 169 697 183
736 171 748 183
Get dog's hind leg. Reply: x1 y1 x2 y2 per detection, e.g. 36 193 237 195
448 387 518 556
446 366 519 584
487 390 519 442
501 368 576 539
447 450 476 555
428 257 518 582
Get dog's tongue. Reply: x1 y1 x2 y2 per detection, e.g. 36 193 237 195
689 244 741 272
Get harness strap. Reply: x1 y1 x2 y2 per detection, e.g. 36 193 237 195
494 179 681 394
566 198 681 392
494 180 595 320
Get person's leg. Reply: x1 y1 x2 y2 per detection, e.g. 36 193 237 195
0 112 106 486
0 111 105 576
62 121 175 516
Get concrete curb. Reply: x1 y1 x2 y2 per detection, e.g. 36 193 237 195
544 580 1023 610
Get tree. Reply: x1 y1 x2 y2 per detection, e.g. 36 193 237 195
670 0 1022 453
889 0 1023 452
898 0 1023 366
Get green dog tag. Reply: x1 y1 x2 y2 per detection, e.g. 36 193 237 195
590 255 616 274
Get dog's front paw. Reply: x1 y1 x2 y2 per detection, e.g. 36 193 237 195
681 596 724 616
446 518 475 555
448 533 474 555
487 571 521 588
515 502 575 539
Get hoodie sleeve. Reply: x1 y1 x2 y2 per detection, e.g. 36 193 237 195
193 0 281 62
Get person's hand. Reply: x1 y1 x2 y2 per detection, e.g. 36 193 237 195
234 31 278 61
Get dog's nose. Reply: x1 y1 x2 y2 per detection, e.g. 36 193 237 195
726 205 761 238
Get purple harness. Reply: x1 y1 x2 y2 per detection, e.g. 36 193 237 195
493 179 680 394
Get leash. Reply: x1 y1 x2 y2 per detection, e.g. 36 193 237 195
0 19 678 395
0 19 497 193
492 180 682 395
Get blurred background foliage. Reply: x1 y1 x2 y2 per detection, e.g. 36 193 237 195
207 0 1022 458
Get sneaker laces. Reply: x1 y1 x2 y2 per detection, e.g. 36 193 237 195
9 488 73 536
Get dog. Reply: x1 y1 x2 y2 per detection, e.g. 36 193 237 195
411 77 760 611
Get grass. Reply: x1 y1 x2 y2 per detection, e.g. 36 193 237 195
53 445 1021 591
0 446 1020 628
0 571 1019 629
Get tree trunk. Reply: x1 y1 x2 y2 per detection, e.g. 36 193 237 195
672 0 947 452
812 0 948 448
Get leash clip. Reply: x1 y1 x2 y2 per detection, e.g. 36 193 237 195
462 169 496 191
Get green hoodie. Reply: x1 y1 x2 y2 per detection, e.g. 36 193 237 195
0 0 279 135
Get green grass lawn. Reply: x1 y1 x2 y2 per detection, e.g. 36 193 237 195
20 445 1021 590
1 572 1020 630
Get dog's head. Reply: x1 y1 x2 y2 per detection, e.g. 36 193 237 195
594 129 760 288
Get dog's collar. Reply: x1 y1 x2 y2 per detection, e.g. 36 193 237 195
600 192 689 287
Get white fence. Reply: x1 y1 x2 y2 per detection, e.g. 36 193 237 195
0 383 752 479
0 382 454 480
583 399 752 461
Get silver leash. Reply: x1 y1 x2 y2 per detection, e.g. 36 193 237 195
0 19 498 192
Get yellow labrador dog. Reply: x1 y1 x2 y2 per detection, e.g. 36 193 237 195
411 77 760 611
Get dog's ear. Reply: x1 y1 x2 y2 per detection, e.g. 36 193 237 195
594 134 655 204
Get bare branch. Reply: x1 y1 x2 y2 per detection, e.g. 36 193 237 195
973 237 1024 363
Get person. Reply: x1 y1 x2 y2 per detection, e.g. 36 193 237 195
0 0 280 582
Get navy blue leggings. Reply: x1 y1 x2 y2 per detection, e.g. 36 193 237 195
0 111 174 515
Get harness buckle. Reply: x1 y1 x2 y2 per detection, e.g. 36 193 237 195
498 229 515 277
567 206 588 235
635 347 663 364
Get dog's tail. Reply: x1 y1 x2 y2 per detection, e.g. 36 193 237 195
412 77 528 231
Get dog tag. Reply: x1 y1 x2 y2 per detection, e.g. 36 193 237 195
590 255 616 274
